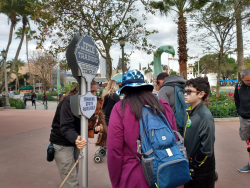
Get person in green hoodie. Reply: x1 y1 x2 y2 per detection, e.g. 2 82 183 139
183 77 215 188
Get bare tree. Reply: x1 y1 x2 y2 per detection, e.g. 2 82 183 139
29 50 57 93
190 2 238 101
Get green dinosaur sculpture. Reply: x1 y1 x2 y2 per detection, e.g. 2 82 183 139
153 45 175 77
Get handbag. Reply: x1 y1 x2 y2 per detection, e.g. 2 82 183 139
88 116 99 138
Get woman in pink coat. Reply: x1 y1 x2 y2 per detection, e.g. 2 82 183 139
107 70 177 188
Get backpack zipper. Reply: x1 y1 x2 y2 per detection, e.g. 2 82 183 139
157 158 187 186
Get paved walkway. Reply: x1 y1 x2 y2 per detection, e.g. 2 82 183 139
0 110 249 188
13 93 58 110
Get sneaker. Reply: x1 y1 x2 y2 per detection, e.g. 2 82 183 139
238 164 250 172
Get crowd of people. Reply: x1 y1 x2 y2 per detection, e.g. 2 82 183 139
46 68 250 188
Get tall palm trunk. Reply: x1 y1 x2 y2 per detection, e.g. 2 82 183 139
7 17 27 84
0 15 16 91
26 36 32 83
178 13 188 79
235 0 244 81
15 73 19 91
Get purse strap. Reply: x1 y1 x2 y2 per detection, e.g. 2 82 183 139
127 143 141 162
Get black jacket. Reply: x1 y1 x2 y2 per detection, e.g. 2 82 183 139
102 93 120 126
184 102 215 176
31 93 36 100
234 82 250 119
49 96 80 146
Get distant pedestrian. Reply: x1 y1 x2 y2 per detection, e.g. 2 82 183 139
23 93 27 106
43 93 47 104
234 68 250 172
107 70 177 188
31 92 36 106
183 77 215 188
58 91 63 102
101 80 120 126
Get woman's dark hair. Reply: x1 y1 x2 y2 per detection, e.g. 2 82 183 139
185 77 210 101
59 80 96 103
59 84 78 103
156 72 169 84
121 86 165 120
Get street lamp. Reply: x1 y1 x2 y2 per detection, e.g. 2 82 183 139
24 78 26 86
119 36 126 75
1 48 10 106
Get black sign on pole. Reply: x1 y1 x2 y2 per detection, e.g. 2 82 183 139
75 35 99 79
66 33 100 118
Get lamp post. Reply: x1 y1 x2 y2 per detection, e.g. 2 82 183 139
33 75 35 93
1 49 10 106
119 36 126 75
24 78 26 86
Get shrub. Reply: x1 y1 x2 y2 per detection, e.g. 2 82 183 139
0 97 5 107
9 98 24 109
37 92 58 101
205 102 237 117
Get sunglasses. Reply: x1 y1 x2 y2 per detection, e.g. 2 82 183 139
183 90 207 95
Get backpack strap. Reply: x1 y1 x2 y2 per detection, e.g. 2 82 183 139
237 81 242 94
127 143 141 162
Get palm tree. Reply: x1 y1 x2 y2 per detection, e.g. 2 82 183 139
7 59 25 90
15 26 36 83
0 0 22 89
6 0 36 85
150 0 209 79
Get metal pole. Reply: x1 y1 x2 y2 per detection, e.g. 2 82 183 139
80 76 88 188
33 76 35 92
39 79 40 93
4 59 10 106
122 46 125 75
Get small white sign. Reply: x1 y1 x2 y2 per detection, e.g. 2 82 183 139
80 92 97 119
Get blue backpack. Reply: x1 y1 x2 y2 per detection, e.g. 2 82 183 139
131 105 190 188
162 83 189 127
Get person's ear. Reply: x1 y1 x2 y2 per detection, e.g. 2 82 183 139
199 91 206 99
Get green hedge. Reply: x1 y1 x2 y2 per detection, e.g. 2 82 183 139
37 92 59 101
205 102 237 118
9 98 24 109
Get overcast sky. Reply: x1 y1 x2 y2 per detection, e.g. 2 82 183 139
1 3 249 74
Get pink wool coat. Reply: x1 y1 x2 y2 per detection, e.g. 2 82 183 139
107 98 178 188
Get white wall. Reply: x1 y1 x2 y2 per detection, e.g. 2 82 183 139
99 55 107 77
200 73 217 87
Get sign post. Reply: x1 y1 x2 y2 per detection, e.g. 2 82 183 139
66 33 100 188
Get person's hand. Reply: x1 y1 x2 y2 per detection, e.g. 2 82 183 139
95 125 101 132
75 136 87 149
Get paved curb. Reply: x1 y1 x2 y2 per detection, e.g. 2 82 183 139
214 117 239 122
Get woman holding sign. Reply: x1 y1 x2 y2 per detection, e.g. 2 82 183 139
49 81 99 188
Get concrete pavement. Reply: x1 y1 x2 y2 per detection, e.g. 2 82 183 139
0 109 250 188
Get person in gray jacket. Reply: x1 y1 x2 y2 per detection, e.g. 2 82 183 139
157 73 186 134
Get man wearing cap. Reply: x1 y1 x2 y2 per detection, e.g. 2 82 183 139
234 68 250 172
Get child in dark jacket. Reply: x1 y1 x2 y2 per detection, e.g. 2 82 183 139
183 77 215 188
